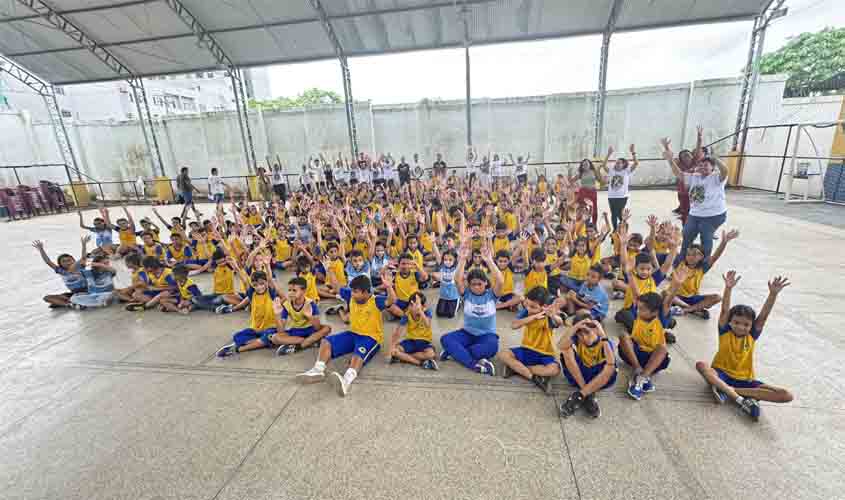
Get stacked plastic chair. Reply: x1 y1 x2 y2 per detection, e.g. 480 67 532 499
0 187 27 220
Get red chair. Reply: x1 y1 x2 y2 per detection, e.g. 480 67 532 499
39 181 68 212
0 188 26 220
17 185 45 216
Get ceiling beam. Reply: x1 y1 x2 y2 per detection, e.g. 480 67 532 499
0 0 159 24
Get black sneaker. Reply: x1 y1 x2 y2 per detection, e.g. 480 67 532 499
583 393 601 418
432 281 441 289
559 391 584 418
531 375 551 394
388 356 399 364
502 364 514 379
691 309 711 320
665 331 677 344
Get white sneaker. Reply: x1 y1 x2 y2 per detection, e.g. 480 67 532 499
295 367 325 384
327 371 349 397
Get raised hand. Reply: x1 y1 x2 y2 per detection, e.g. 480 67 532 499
607 146 615 157
722 270 741 289
629 143 636 155
660 137 671 150
621 208 631 222
672 265 690 285
32 240 45 250
723 229 740 242
272 297 285 316
768 276 790 295
646 214 658 229
81 235 92 245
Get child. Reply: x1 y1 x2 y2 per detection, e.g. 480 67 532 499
215 270 280 356
271 277 332 354
498 286 563 394
191 249 244 312
78 209 115 256
386 292 438 370
140 231 165 262
558 315 618 418
160 264 201 314
165 232 195 268
387 253 429 318
564 265 609 322
494 250 523 311
694 271 793 421
116 252 144 303
32 239 87 308
618 267 687 400
318 242 347 298
69 236 117 309
430 244 460 318
296 273 397 397
559 236 593 293
673 229 739 319
440 244 504 376
125 256 178 311
114 207 139 255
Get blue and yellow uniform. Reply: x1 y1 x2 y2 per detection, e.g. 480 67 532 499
325 287 389 364
398 309 434 354
231 287 279 347
711 325 763 388
176 278 202 301
192 239 216 262
142 242 165 261
211 261 235 295
280 299 320 337
394 271 422 309
510 309 558 367
525 266 548 292
619 308 671 372
166 243 193 263
299 271 319 302
623 270 665 310
676 262 711 304
562 335 617 389
497 266 516 300
407 249 424 270
118 227 137 248
327 258 348 287
139 268 177 296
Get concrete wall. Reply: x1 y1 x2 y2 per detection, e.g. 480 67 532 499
4 75 821 197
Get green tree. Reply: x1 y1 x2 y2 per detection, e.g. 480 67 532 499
759 27 845 95
248 88 342 110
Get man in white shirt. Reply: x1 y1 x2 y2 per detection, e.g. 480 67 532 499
207 168 227 204
271 163 287 202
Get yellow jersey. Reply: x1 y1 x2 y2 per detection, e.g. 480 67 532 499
503 212 518 233
212 263 235 295
408 249 424 270
525 268 548 292
247 288 277 331
352 239 370 259
143 268 175 289
401 309 433 342
281 300 319 330
167 243 192 262
395 271 420 301
193 240 215 260
623 272 662 309
493 236 511 255
517 310 555 355
419 233 434 254
711 325 759 381
118 228 137 247
246 213 262 226
677 264 706 298
177 278 201 300
574 336 611 368
300 271 319 302
568 254 591 281
343 289 387 343
142 242 164 260
500 267 515 295
631 316 666 353
545 253 561 277
274 239 291 261
328 258 348 286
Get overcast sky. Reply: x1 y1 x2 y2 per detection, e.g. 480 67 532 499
269 0 843 104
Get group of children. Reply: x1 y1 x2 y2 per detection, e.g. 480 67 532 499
34 152 794 421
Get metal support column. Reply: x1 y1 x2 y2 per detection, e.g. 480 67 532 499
231 70 255 174
129 78 165 176
310 0 359 159
235 69 257 173
593 0 624 158
461 2 472 147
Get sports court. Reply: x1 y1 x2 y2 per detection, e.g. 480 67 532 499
1 190 843 500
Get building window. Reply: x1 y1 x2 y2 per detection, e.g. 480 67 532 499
195 72 204 78
206 72 215 78
61 110 72 118
54 87 65 95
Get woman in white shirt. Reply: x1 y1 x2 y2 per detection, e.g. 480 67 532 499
606 144 639 231
662 137 728 258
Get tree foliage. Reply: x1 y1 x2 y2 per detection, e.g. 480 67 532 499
248 87 342 110
759 27 845 94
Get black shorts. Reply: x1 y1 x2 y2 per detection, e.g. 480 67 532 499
436 298 459 318
273 184 286 198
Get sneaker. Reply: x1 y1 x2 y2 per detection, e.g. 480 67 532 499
327 371 349 397
739 398 761 421
501 364 514 379
439 350 451 362
665 331 677 344
421 359 439 371
431 281 441 289
388 356 399 364
559 391 584 418
583 393 601 418
642 377 656 393
275 344 297 356
475 358 496 376
627 375 644 400
711 385 728 404
691 309 711 320
215 304 233 314
669 305 684 317
325 305 342 316
295 367 325 384
125 303 145 312
216 343 237 358
531 375 551 394
70 303 87 311
612 291 625 300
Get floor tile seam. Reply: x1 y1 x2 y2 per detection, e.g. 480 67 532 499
553 394 582 500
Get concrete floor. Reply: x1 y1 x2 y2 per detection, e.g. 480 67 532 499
1 190 843 500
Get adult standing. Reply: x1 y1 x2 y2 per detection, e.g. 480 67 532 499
466 147 478 186
321 153 335 191
357 152 371 185
662 137 728 259
510 153 531 186
491 153 504 186
397 155 411 187
176 166 201 220
673 127 703 224
433 153 447 179
271 163 287 202
570 149 610 225
207 167 228 204
606 144 639 231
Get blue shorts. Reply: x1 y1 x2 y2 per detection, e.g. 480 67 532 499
232 327 278 347
327 331 380 364
143 289 171 298
394 299 409 311
498 293 515 303
286 326 316 338
399 339 433 354
715 368 763 389
678 294 705 305
562 356 618 390
314 263 326 276
559 276 584 291
618 341 670 373
510 347 556 367
185 259 208 266
656 253 668 265
182 191 193 204
589 309 606 321
212 193 224 203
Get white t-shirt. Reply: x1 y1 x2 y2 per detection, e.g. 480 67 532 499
466 160 478 176
514 161 527 177
684 172 727 217
271 171 285 186
607 167 632 199
491 160 503 177
208 174 225 195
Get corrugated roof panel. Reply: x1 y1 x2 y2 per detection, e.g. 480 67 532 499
178 0 315 31
617 0 768 30
109 38 220 75
67 1 191 44
323 0 438 17
334 7 463 54
0 20 82 54
17 49 122 83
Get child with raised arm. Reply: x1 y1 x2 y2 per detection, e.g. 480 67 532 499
498 286 563 394
78 208 115 256
619 266 688 401
672 229 739 319
296 273 397 397
215 270 280 357
386 292 439 371
430 242 461 318
564 264 610 322
125 256 178 311
32 239 87 308
114 206 139 256
439 242 504 376
68 236 117 309
695 271 793 421
558 314 618 418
